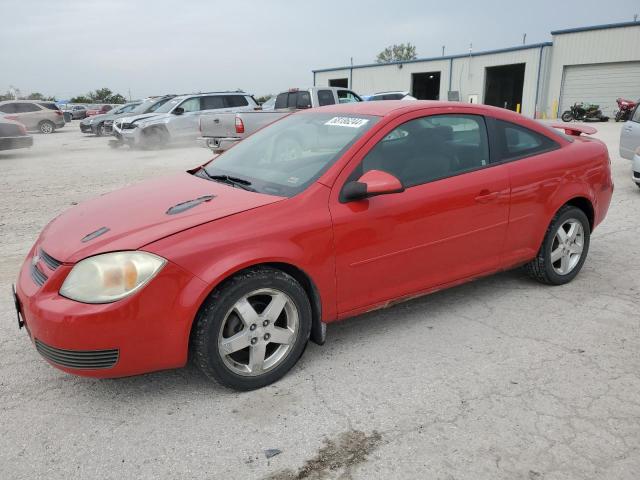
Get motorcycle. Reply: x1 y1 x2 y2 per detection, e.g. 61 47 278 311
561 102 609 122
614 97 637 122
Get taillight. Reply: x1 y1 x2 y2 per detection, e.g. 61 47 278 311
5 115 18 121
235 116 245 134
18 123 27 135
55 110 63 116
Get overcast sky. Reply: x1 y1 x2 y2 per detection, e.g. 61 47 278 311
1 0 638 100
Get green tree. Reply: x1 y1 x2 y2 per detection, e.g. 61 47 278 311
69 95 92 103
25 92 56 101
70 88 127 104
255 95 272 104
376 43 418 63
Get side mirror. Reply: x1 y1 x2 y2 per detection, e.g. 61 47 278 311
342 170 404 202
173 107 185 115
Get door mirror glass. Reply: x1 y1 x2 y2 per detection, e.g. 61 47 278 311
172 107 184 115
343 170 404 201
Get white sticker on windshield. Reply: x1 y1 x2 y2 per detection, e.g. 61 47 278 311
324 117 369 128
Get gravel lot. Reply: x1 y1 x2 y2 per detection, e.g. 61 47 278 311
1 121 639 480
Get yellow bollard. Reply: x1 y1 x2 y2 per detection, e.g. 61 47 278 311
516 103 521 114
552 100 558 118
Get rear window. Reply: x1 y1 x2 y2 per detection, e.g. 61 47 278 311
317 90 335 106
224 95 249 108
38 102 60 110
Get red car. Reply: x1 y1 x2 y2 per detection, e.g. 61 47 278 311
85 104 113 117
14 101 613 390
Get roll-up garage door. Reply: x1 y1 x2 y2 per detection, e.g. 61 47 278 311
559 61 640 116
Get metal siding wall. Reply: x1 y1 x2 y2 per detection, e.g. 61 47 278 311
546 25 640 117
449 48 541 116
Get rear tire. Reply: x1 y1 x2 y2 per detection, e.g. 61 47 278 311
524 206 590 285
192 267 312 391
39 120 55 134
561 111 573 122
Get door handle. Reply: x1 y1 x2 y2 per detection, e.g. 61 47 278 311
474 190 499 203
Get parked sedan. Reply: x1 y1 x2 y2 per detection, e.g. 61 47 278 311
0 100 65 134
0 117 33 150
620 103 640 159
14 101 613 391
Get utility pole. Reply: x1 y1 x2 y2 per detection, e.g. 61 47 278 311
128 88 131 101
523 33 527 45
442 45 445 56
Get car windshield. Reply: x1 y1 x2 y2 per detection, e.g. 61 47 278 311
154 97 183 113
131 99 160 114
203 112 379 197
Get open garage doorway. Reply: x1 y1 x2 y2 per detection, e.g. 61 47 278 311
411 72 441 100
329 78 349 88
484 63 525 111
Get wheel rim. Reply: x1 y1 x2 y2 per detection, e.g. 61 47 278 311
218 288 299 377
41 123 52 133
550 219 584 275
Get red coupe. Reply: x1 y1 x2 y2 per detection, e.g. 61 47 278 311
14 101 613 390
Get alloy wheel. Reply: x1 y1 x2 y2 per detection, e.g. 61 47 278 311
550 219 584 275
217 288 299 376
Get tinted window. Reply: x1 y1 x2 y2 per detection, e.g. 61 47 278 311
201 96 225 110
0 103 17 113
179 97 201 112
296 91 312 109
358 114 489 188
224 95 249 108
317 90 335 106
38 102 59 110
495 120 559 160
287 93 297 109
337 90 361 103
15 103 41 113
275 93 288 109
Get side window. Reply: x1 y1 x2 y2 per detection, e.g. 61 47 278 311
495 120 559 160
358 114 489 188
178 97 201 112
632 105 640 123
337 90 361 103
201 96 225 110
15 103 41 113
317 90 336 106
0 103 17 113
274 93 288 109
296 91 312 109
224 95 249 108
38 102 59 111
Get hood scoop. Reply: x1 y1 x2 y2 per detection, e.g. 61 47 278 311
166 195 216 215
81 226 110 243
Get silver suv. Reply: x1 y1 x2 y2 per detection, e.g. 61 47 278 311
112 91 257 148
0 100 66 134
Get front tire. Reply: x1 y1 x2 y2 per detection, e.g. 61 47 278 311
193 268 312 390
95 123 104 136
142 127 169 149
524 206 590 285
561 111 573 122
39 120 55 134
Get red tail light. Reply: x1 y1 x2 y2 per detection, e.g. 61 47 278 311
235 116 245 134
18 123 27 135
55 110 63 116
5 115 18 121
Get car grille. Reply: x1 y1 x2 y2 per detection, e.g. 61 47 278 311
39 248 62 270
30 263 48 286
35 339 119 369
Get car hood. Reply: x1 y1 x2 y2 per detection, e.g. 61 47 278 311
81 113 108 125
38 172 284 264
118 112 163 125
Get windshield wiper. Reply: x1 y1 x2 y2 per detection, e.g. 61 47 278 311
199 169 256 191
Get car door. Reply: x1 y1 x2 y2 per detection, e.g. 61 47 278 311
329 110 510 315
15 103 43 130
620 104 640 159
170 96 203 140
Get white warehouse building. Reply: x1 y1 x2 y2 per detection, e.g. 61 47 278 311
312 21 640 118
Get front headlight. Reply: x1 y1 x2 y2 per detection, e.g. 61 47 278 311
60 252 166 303
88 118 94 124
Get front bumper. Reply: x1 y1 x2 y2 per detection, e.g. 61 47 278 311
0 135 33 151
633 154 640 185
112 126 140 145
15 243 208 378
79 123 93 133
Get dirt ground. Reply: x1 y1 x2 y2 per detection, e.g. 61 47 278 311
1 120 639 480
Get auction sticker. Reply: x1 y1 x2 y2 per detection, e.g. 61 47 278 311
325 117 369 128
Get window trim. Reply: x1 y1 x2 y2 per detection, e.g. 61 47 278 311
339 113 493 201
486 117 561 164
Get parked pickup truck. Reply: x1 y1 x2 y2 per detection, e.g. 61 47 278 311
198 87 362 152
